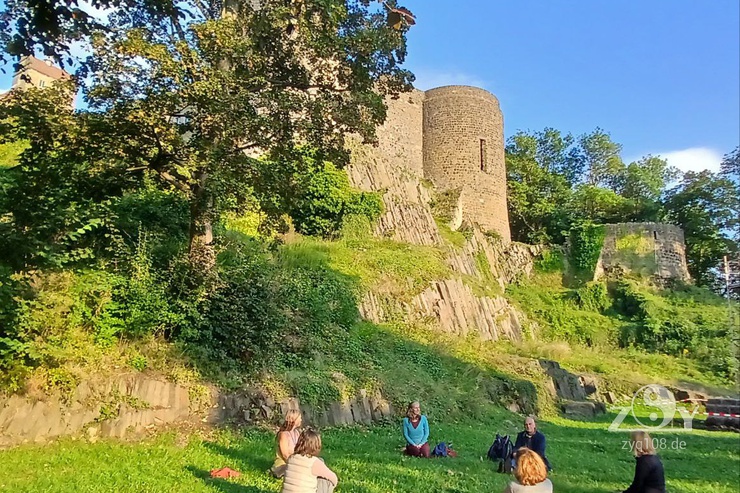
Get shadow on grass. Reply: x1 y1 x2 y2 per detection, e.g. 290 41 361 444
186 466 271 493
203 441 273 475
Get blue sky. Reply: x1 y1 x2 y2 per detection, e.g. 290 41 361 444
1 1 737 172
403 1 739 173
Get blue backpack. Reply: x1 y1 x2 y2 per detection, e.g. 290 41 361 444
432 442 450 457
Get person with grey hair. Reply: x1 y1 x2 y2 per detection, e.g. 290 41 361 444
513 416 551 471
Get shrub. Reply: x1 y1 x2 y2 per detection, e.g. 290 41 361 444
535 249 565 273
573 282 611 312
290 162 383 238
569 222 606 276
186 238 359 377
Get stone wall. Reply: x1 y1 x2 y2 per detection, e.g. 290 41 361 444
348 85 511 246
346 90 442 245
594 223 690 282
422 86 510 242
0 375 397 447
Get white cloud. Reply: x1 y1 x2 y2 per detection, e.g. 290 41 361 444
657 147 723 174
411 68 487 91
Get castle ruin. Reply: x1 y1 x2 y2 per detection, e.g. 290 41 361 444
348 85 511 245
594 223 691 282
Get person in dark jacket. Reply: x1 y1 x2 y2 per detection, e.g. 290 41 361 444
513 416 551 471
622 430 666 493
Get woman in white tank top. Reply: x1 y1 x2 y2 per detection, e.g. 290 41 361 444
281 428 338 493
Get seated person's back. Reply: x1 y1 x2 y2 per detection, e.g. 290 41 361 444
504 448 553 493
272 409 302 478
282 428 338 493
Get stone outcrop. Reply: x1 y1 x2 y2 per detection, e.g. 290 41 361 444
358 225 541 343
447 228 542 289
0 375 195 447
0 375 396 448
359 279 524 342
217 388 395 428
346 90 441 246
537 360 607 418
561 400 607 418
412 279 522 341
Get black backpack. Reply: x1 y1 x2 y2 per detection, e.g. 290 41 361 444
487 434 514 473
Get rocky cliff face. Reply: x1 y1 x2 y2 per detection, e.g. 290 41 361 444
346 90 441 246
346 92 537 341
0 374 397 447
349 93 542 342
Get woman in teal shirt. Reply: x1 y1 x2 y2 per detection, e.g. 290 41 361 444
402 401 430 457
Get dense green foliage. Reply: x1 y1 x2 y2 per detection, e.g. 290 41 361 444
254 149 383 238
0 415 738 493
0 139 26 167
568 222 606 276
3 0 414 273
506 129 738 290
507 254 738 381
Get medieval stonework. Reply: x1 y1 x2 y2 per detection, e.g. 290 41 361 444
423 86 510 242
594 223 691 282
348 85 511 244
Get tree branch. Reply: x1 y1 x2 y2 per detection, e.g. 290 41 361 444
158 170 191 194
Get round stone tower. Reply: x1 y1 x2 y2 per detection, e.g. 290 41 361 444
422 85 510 242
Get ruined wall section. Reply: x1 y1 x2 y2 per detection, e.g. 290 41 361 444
346 90 442 245
422 86 510 242
594 223 690 282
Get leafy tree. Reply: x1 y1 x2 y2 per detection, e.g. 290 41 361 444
620 155 679 203
663 171 740 287
575 128 624 189
0 139 27 167
505 128 670 244
0 84 147 269
505 129 575 244
0 0 179 66
2 1 415 271
720 145 739 184
567 184 640 225
253 149 382 237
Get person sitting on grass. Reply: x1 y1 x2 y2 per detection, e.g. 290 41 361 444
504 447 553 493
271 409 303 478
402 400 430 458
513 416 551 471
281 428 339 493
621 430 665 493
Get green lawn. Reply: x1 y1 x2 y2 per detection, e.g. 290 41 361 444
1 413 737 493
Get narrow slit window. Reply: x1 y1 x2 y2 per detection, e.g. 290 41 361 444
653 231 658 240
480 139 487 171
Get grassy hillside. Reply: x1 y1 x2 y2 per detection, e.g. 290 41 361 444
506 250 737 390
2 217 736 418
